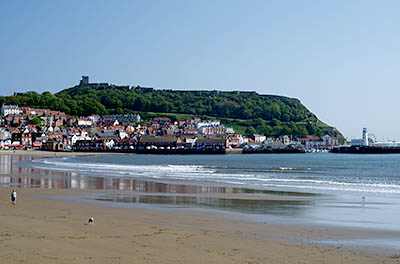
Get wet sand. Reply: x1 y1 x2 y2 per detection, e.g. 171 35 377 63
0 150 119 157
0 151 400 263
0 187 399 264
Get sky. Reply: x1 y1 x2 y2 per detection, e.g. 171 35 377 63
1 0 400 140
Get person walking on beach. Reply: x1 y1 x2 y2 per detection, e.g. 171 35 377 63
11 190 17 205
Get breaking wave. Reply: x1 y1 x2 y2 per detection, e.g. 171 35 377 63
31 156 400 194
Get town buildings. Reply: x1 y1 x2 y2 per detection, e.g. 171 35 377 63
1 105 22 116
0 104 339 152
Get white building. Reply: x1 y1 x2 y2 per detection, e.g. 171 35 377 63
1 105 22 116
196 120 221 128
88 115 101 123
77 118 93 126
198 126 226 135
373 141 400 147
118 130 128 139
279 135 291 145
351 128 369 146
71 132 91 145
225 127 235 134
321 135 339 146
0 128 11 140
253 134 266 143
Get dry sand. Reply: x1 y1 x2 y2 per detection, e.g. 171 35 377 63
0 187 398 264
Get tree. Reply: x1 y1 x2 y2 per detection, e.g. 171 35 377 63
245 126 256 136
297 126 308 137
133 97 147 111
259 125 273 136
270 118 281 127
252 118 266 128
306 122 317 135
30 117 42 125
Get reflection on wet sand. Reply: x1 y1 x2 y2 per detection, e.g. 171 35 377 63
1 172 318 196
93 193 314 216
0 154 318 217
0 154 319 195
0 154 42 175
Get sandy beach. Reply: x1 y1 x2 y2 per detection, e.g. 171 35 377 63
0 150 399 263
0 187 398 264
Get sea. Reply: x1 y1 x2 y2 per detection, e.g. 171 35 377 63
2 153 400 251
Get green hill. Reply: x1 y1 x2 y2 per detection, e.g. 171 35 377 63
0 81 343 139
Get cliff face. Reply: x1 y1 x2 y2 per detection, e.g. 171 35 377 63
0 81 343 139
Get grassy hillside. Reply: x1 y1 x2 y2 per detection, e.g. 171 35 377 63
0 84 343 138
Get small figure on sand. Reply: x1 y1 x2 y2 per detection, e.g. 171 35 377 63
11 190 17 205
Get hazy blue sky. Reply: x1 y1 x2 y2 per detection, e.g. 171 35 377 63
1 1 399 140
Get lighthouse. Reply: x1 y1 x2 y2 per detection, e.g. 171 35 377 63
362 128 368 146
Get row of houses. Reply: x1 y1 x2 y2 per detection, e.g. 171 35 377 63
68 136 226 153
0 104 339 152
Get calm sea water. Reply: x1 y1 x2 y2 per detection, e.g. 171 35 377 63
29 153 400 196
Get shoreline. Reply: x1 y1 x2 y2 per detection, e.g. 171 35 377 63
0 149 121 157
0 152 400 262
0 148 309 156
0 187 399 263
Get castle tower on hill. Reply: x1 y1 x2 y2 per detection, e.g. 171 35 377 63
79 76 89 86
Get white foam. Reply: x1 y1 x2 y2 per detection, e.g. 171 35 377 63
32 158 400 194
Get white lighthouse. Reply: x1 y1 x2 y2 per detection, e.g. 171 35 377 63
362 128 368 146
